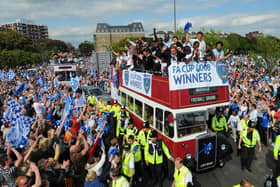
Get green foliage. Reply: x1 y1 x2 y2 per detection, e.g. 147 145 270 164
174 28 185 41
110 37 145 53
0 49 42 67
0 30 71 67
78 42 94 56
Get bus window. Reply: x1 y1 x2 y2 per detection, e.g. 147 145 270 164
135 99 143 118
121 92 127 106
127 96 134 112
156 108 163 132
144 104 154 126
176 111 206 138
164 111 174 138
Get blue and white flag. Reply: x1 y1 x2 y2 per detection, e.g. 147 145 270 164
2 106 12 124
36 77 44 87
13 81 29 96
0 70 4 81
75 92 85 108
53 76 59 88
6 70 16 81
61 93 76 131
49 92 61 102
70 73 80 92
5 97 35 148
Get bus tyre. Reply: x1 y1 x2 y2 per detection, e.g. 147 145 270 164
218 159 225 168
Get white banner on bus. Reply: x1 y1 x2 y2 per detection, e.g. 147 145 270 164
168 61 228 90
122 70 152 96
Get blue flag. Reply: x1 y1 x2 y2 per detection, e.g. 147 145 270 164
184 22 192 32
54 76 59 88
70 73 80 92
13 81 28 96
0 70 4 81
36 77 44 87
5 97 35 148
6 70 16 81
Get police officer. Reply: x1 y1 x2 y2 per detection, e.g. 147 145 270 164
116 113 129 147
145 129 174 187
172 157 193 187
103 101 112 112
238 120 262 171
123 119 138 144
97 97 105 113
274 129 280 176
110 168 130 187
138 121 151 180
87 92 96 106
128 135 142 182
118 105 130 120
111 100 121 136
138 121 151 158
212 107 228 135
122 143 135 186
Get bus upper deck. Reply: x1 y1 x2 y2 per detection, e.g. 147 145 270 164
117 61 230 110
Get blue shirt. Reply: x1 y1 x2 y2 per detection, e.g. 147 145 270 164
84 178 106 187
213 48 224 59
262 112 270 128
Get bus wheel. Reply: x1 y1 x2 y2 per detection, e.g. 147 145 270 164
218 159 225 168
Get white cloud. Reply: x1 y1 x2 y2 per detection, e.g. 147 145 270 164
0 0 279 46
143 10 280 37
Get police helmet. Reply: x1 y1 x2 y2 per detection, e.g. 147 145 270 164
123 143 131 151
248 120 256 128
150 129 158 138
143 121 150 129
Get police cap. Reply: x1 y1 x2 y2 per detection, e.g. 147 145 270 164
150 129 158 138
123 143 131 150
143 121 150 129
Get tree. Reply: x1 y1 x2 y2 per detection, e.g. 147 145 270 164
78 41 94 56
66 42 75 51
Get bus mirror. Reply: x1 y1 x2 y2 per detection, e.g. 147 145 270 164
168 114 174 124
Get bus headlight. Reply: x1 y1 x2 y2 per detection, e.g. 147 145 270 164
185 153 192 160
221 144 226 151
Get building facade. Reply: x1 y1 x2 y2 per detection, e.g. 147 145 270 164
246 31 264 40
1 19 48 42
94 22 145 52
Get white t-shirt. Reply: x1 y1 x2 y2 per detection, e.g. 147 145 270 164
249 109 258 122
33 102 43 114
227 115 240 129
86 153 106 176
191 39 206 59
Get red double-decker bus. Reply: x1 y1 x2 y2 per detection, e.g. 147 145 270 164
112 61 232 171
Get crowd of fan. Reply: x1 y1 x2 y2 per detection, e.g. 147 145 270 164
111 28 232 74
0 29 280 187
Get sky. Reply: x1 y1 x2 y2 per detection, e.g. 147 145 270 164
1 0 280 47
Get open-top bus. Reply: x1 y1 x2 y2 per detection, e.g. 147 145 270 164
112 61 232 171
54 64 78 86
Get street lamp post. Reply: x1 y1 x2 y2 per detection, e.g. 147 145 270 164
174 0 176 33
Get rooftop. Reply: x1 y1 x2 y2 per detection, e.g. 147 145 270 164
2 18 47 27
96 22 144 33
